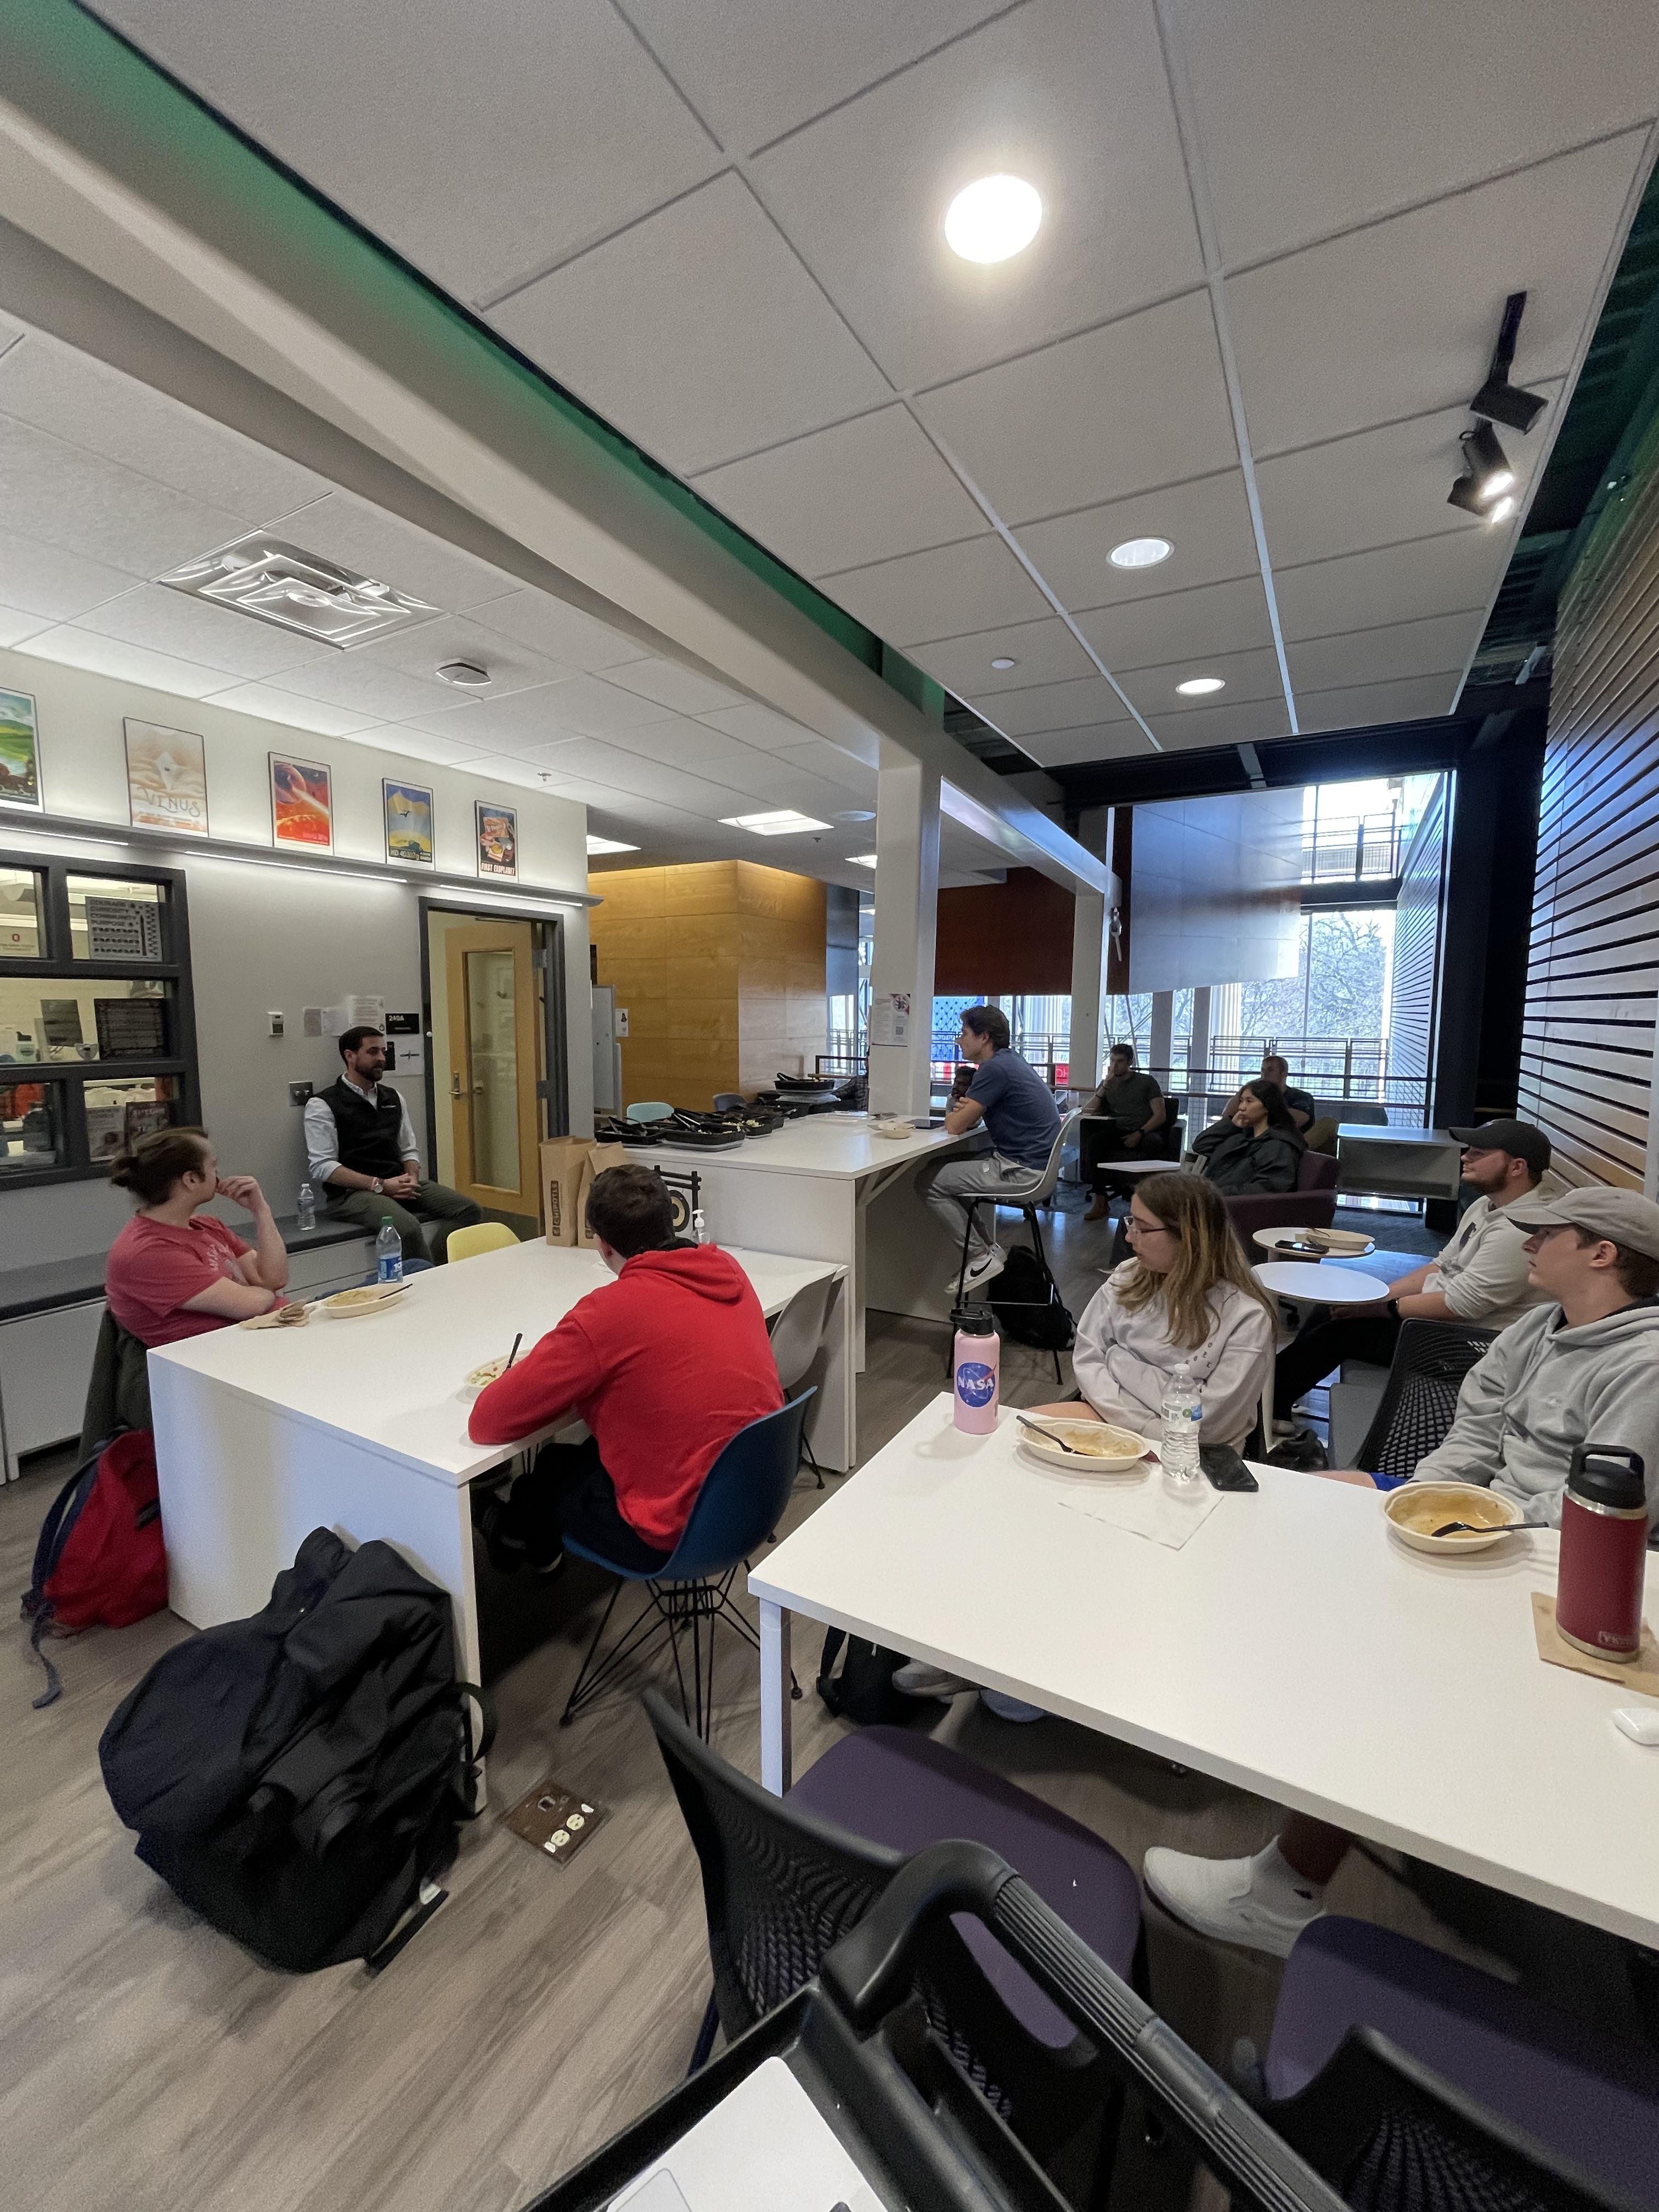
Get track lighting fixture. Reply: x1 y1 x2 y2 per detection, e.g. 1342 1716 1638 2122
1448 421 1515 515
1470 291 1547 435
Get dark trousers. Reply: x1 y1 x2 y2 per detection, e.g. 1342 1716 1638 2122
1274 1312 1401 1417
520 1435 673 1573
324 1178 482 1263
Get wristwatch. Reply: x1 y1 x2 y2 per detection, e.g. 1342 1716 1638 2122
371 1177 384 1195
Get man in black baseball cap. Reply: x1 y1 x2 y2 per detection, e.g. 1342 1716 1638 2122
1273 1116 1551 1423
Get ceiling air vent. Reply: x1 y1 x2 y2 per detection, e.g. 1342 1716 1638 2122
156 533 438 646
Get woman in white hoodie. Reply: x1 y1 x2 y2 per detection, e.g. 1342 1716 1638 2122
1068 1172 1278 1448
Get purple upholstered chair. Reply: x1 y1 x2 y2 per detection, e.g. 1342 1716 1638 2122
1261 1917 1659 2212
1224 1149 1340 1251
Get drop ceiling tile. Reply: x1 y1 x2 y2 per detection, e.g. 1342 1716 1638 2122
97 0 723 306
401 687 589 750
1150 695 1295 751
820 534 1049 646
1275 531 1506 642
692 405 986 578
752 0 1200 390
769 738 879 794
350 613 575 698
1018 471 1261 611
1229 133 1644 458
1118 645 1286 719
595 718 761 770
16 627 228 698
1255 400 1554 569
1169 0 1659 268
979 675 1133 738
1296 671 1463 733
0 606 48 649
915 291 1236 527
279 491 514 613
491 172 894 476
1076 575 1274 673
1017 725 1155 768
69 582 338 682
453 753 572 794
0 417 250 577
518 673 683 739
1288 611 1481 693
0 532 140 623
473 589 651 672
696 701 820 752
623 0 1008 155
0 331 330 521
344 723 493 768
0 309 23 351
198 682 385 736
910 617 1096 699
264 653 469 721
600 657 746 716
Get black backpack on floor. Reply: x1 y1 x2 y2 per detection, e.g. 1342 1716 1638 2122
99 1528 493 1973
816 1628 909 1726
988 1245 1075 1350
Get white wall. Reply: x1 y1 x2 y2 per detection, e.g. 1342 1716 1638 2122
0 647 590 1263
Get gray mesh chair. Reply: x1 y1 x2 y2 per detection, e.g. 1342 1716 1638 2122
1355 1321 1497 1484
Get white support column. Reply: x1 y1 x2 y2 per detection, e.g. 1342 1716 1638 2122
1149 990 1175 1090
1187 985 1212 1096
867 741 941 1118
1068 890 1107 1095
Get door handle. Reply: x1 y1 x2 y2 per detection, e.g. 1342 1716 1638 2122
450 1073 462 1098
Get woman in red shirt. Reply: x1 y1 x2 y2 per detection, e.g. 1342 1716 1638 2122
104 1127 290 1347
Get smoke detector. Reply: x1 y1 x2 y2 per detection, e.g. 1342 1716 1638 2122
437 661 491 687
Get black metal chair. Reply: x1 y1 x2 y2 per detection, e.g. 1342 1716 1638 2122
1353 1320 1497 1483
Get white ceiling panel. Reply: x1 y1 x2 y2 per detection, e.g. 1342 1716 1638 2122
473 590 651 672
1075 574 1274 672
980 675 1135 738
0 606 47 649
491 172 894 476
398 686 587 750
67 582 337 682
348 613 575 698
512 672 681 740
0 309 23 351
452 753 571 794
345 723 493 768
910 616 1097 698
0 330 330 522
17 627 232 698
592 718 761 771
600 657 745 716
1170 0 1659 269
0 417 250 577
1286 611 1482 695
194 681 385 736
819 534 1051 646
1274 531 1506 642
1118 644 1286 719
1151 695 1295 751
1015 470 1261 612
95 0 723 307
1017 724 1153 767
751 0 1200 392
0 531 143 623
1229 133 1645 458
284 492 518 614
692 405 986 578
261 653 473 723
769 738 878 795
1296 672 1464 733
619 0 1008 156
696 702 822 752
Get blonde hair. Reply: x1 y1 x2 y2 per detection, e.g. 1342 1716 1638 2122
1114 1171 1278 1350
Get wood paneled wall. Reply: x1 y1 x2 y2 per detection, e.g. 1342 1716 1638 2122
587 861 826 1109
1520 426 1659 1191
934 868 1076 994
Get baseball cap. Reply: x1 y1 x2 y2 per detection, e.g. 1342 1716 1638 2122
1447 1118 1551 1175
1505 1187 1659 1262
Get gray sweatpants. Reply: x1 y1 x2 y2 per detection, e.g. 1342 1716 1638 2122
918 1151 1047 1263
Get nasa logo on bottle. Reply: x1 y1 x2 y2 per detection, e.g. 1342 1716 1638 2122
956 1360 997 1409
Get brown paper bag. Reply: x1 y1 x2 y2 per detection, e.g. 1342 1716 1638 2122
576 1143 635 1249
541 1137 590 1247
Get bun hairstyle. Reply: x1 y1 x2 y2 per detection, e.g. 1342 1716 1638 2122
109 1126 210 1207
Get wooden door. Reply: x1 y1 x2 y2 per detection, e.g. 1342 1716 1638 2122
443 919 542 1220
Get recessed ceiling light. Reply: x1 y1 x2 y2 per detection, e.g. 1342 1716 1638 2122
847 854 878 869
832 808 876 822
437 660 491 687
1486 493 1517 526
1177 676 1225 696
990 656 1018 670
944 174 1042 264
719 809 832 836
1109 536 1173 570
586 834 639 854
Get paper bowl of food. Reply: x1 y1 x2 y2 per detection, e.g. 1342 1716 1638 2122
1383 1481 1524 1554
459 1354 512 1401
320 1282 408 1319
1017 1418 1149 1474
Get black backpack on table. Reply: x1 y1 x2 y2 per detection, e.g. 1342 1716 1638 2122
99 1528 493 1973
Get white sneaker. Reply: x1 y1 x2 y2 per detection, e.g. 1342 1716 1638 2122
1142 1841 1327 1959
980 1689 1046 1723
892 1660 970 1700
952 1245 1006 1293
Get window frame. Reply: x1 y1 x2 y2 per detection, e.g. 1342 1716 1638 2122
0 847 201 1190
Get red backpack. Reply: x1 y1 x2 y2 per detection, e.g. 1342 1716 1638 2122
21 1431 166 1708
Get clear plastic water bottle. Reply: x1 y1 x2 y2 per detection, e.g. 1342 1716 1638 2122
1161 1363 1202 1482
375 1216 403 1286
296 1181 316 1234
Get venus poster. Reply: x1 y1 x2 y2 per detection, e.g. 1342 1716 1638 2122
125 719 209 834
269 753 334 851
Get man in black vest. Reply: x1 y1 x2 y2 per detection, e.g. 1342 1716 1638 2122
303 1025 482 1262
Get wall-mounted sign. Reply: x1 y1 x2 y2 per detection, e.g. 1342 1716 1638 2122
270 752 334 852
869 991 911 1046
94 996 167 1058
476 800 518 879
125 719 209 836
85 896 162 961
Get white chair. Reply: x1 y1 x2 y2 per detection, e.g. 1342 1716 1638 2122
768 1274 838 1486
947 1110 1081 1386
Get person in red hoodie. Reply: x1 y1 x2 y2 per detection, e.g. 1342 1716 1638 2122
469 1163 783 1573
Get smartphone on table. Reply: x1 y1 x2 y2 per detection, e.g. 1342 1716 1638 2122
1200 1443 1259 1493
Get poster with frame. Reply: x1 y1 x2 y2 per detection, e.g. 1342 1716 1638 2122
382 777 434 866
125 718 209 835
476 799 518 879
269 752 333 853
0 686 42 811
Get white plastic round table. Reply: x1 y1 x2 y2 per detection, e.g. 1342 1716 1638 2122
1251 1224 1375 1256
1254 1259 1391 1304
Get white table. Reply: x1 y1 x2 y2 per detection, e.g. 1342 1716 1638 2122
1253 1226 1376 1256
750 1398 1659 1948
1255 1259 1391 1304
150 1239 845 1691
647 1118 970 1466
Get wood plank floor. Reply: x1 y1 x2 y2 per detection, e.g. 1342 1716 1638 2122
0 1195 1640 2212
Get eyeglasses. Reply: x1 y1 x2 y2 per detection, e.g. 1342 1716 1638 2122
1125 1215 1178 1239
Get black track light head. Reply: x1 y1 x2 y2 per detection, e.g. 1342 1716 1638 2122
1469 290 1548 433
1448 421 1516 516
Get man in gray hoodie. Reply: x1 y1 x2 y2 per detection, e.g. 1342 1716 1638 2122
1142 1184 1659 1957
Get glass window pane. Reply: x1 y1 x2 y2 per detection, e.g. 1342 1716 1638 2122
67 875 166 961
0 1076 64 1173
0 866 41 957
0 976 170 1062
465 947 519 1189
85 1074 180 1165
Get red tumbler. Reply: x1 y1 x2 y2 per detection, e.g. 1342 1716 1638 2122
1556 1446 1649 1661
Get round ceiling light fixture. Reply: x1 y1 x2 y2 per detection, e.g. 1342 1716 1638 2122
1176 676 1225 696
944 174 1043 264
1108 535 1173 569
437 660 491 687
991 655 1018 670
832 808 876 823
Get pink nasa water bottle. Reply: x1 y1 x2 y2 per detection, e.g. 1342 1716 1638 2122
952 1304 1000 1433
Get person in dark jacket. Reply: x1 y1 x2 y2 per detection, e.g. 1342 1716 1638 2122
1190 1078 1304 1197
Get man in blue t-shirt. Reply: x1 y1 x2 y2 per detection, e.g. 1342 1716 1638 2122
916 1006 1063 1290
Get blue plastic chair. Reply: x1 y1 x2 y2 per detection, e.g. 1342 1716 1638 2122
559 1390 815 1738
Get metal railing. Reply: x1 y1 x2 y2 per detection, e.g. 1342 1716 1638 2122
1301 813 1401 884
